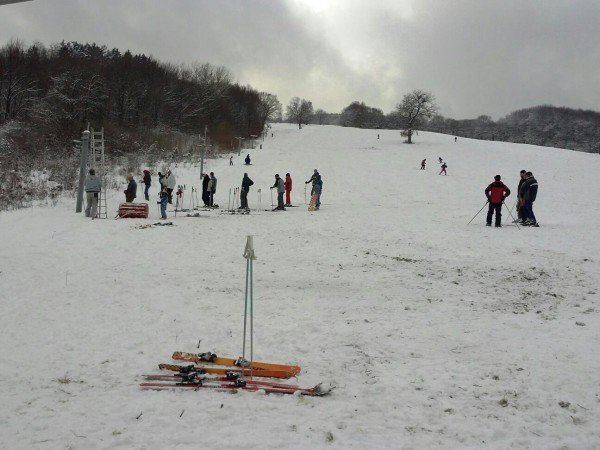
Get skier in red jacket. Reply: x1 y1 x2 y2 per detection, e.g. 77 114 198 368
284 173 293 206
485 175 511 227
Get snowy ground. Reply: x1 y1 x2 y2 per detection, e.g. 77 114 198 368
1 123 599 449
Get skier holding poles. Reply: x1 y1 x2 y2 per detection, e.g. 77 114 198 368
484 175 510 227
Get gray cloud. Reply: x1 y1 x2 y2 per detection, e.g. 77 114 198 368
1 0 599 119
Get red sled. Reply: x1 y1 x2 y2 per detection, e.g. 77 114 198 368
117 203 148 218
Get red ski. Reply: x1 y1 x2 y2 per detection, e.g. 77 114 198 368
140 380 331 396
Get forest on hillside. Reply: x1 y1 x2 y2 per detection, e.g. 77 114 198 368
0 40 282 208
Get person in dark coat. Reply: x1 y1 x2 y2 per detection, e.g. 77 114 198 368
305 169 319 195
124 175 137 203
314 173 323 209
208 172 217 206
245 154 251 165
439 162 447 175
202 174 210 206
240 173 254 209
515 170 527 222
421 159 426 170
519 172 539 227
142 170 151 201
485 175 511 227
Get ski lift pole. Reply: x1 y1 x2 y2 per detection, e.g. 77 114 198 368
242 236 256 365
257 189 261 211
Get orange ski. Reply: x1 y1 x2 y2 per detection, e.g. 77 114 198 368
159 363 295 379
171 352 301 376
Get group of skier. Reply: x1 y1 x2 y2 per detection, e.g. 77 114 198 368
239 170 321 211
483 171 539 227
420 157 448 175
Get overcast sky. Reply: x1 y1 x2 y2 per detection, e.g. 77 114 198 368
1 0 599 119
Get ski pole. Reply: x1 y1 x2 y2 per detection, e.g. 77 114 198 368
304 184 307 204
228 188 232 211
270 188 274 209
467 201 488 225
503 201 521 230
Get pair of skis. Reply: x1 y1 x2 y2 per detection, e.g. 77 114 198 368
140 352 331 396
141 368 330 396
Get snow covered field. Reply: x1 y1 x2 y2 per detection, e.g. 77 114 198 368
1 123 599 449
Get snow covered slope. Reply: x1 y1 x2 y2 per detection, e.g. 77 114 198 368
1 124 599 449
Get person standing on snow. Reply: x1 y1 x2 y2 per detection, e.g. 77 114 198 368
202 174 210 206
208 172 217 206
165 169 176 204
270 173 285 210
439 162 448 175
284 173 293 206
305 169 319 195
519 171 539 227
229 156 233 166
124 175 137 203
515 170 527 223
484 175 511 227
314 173 323 209
438 157 443 164
421 159 426 170
159 182 168 219
142 170 151 201
245 154 251 165
240 173 254 209
84 168 102 218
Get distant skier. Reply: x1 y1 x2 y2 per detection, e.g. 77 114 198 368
84 168 102 218
270 174 285 210
142 170 151 201
124 175 137 203
421 159 426 170
438 157 443 164
245 154 251 165
439 162 448 175
454 136 457 142
519 171 539 227
229 156 233 166
485 175 510 227
284 173 293 206
240 173 254 209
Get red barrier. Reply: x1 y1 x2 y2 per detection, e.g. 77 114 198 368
117 203 149 218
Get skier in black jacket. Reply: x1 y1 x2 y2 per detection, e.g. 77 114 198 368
240 173 254 209
519 172 539 227
202 174 210 207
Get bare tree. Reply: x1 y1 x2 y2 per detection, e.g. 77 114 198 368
286 97 313 129
257 92 282 131
395 90 438 143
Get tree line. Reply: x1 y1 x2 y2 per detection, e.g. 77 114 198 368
0 39 282 151
286 94 599 153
